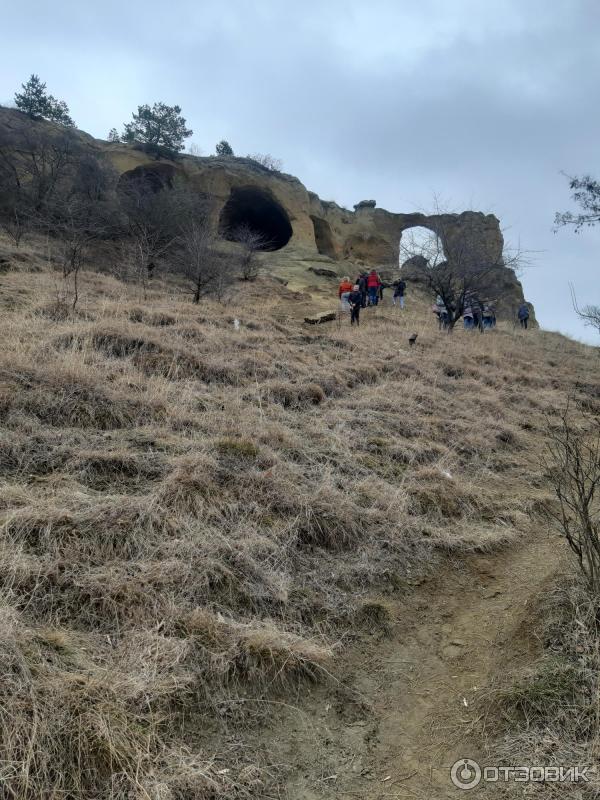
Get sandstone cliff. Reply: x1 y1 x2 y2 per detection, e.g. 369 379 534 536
0 106 531 317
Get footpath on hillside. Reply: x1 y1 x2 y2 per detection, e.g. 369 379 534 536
265 527 562 799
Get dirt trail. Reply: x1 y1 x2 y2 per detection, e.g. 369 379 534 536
272 529 563 799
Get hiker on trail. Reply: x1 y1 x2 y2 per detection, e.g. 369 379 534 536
482 302 496 329
433 295 449 330
463 304 475 330
366 269 381 306
471 296 484 332
348 285 363 326
338 276 354 311
393 279 406 309
518 302 530 329
357 272 368 308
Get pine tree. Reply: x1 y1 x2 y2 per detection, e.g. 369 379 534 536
108 128 120 143
14 74 75 126
14 74 49 118
122 103 192 157
46 98 74 127
216 140 234 156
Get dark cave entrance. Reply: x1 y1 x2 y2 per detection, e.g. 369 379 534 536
218 187 293 251
117 163 176 195
310 216 336 259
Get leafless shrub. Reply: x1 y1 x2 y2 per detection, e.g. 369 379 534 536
231 223 268 281
571 284 600 337
544 403 600 593
177 217 235 301
246 153 283 172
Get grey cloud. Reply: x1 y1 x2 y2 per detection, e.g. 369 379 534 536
1 0 598 339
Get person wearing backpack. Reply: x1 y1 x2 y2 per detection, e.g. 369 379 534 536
357 272 368 308
518 302 530 329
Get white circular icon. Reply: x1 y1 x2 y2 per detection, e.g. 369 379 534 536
450 759 482 790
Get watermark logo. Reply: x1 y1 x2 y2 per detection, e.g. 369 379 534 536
450 759 594 789
451 759 482 790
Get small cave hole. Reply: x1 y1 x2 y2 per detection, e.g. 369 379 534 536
310 216 337 258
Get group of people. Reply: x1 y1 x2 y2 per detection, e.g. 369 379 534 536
338 271 531 331
433 293 498 331
338 270 406 326
433 295 531 331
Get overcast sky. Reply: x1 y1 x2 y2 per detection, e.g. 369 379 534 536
2 0 598 341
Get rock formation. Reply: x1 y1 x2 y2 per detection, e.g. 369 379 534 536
0 106 531 317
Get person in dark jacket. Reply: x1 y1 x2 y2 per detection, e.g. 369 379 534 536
482 303 496 329
518 303 530 329
471 296 484 332
348 285 363 326
393 279 406 309
357 273 368 308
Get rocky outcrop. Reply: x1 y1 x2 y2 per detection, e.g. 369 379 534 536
0 106 531 316
353 199 377 211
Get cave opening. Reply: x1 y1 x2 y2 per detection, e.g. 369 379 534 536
310 216 337 259
219 187 293 251
117 163 176 195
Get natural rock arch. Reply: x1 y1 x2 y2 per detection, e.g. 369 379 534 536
219 186 293 251
399 225 446 267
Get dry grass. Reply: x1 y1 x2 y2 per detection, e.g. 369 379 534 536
484 578 600 797
0 233 598 797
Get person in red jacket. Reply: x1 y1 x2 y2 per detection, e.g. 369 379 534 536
366 270 381 306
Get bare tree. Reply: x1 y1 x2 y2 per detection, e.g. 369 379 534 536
187 142 203 157
570 285 600 337
177 215 235 302
544 403 600 594
0 193 29 246
118 182 185 295
36 158 119 310
555 173 600 231
578 306 600 335
0 125 80 219
232 223 268 280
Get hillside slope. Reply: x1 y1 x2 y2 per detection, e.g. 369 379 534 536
0 234 596 798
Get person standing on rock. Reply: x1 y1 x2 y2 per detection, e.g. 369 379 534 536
338 276 354 312
348 285 363 326
366 269 381 306
518 302 530 329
